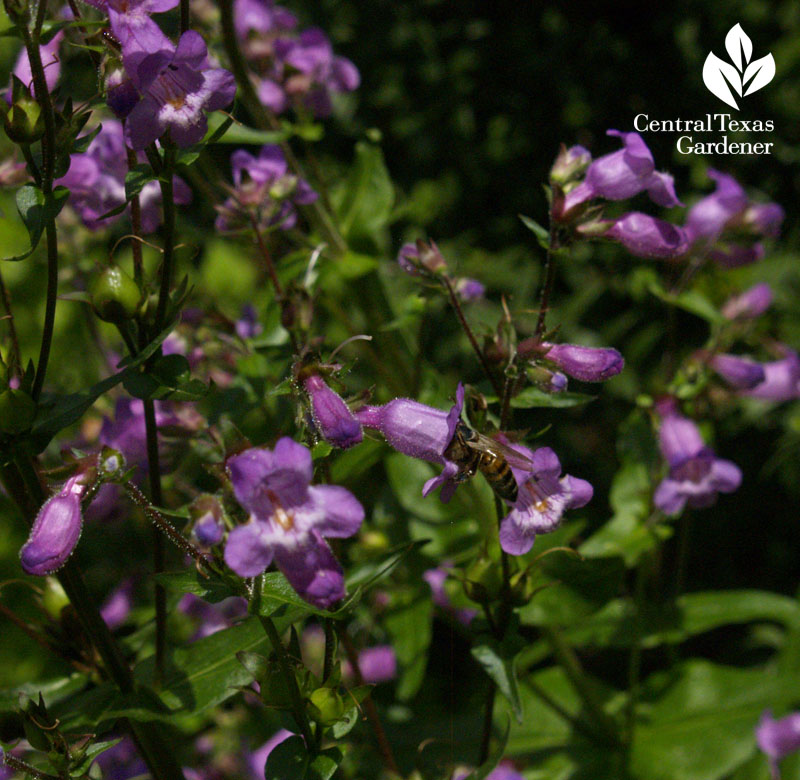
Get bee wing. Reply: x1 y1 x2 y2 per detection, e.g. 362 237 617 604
463 431 533 470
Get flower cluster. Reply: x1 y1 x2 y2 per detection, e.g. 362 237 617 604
235 0 360 118
215 145 318 232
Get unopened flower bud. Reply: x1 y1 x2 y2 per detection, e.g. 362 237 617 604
508 569 536 606
603 213 689 259
541 342 624 382
550 144 591 186
709 354 766 390
90 266 141 323
2 78 44 143
308 687 345 726
304 374 362 449
40 578 70 619
20 476 87 576
98 447 126 478
721 283 772 320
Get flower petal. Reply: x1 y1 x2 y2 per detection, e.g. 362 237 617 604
304 485 364 538
224 522 274 577
274 532 345 609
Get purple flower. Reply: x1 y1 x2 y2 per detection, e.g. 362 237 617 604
424 566 477 625
264 28 360 118
561 130 681 214
355 384 465 501
92 736 147 780
550 144 591 185
215 145 318 232
709 354 766 390
234 0 297 40
20 475 88 576
350 645 397 684
722 283 773 320
101 579 135 630
653 402 741 515
55 121 191 232
743 349 800 402
192 496 225 546
236 304 264 339
178 594 248 640
246 730 294 780
757 710 800 780
455 277 486 302
124 31 236 150
498 442 592 556
9 32 62 99
603 212 689 259
541 342 624 382
453 762 524 780
396 240 447 276
224 439 364 608
303 375 363 449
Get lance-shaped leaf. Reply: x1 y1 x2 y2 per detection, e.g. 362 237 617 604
743 52 776 96
703 52 742 109
725 23 752 71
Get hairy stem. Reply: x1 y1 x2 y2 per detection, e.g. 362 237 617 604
0 266 22 376
534 221 560 339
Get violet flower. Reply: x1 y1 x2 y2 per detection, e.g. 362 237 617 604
498 440 592 556
757 710 800 780
55 121 191 232
722 283 773 320
561 130 681 215
709 354 766 390
191 496 225 546
246 730 294 780
215 145 318 232
303 374 363 449
424 566 477 625
9 31 63 99
743 349 800 402
603 212 689 259
234 0 297 40
20 475 88 576
541 342 624 382
92 736 147 780
236 303 264 339
455 277 486 302
224 439 364 608
396 240 448 276
355 384 465 501
653 401 741 515
124 31 235 150
453 762 525 780
100 579 135 629
178 594 248 640
344 646 397 684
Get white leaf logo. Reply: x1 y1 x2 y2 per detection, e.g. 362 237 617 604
702 23 775 109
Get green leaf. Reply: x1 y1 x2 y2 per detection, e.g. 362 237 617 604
69 738 122 776
385 596 433 700
265 737 341 780
255 571 331 618
519 213 550 250
332 142 394 249
648 280 725 325
154 569 241 603
204 112 288 145
5 185 69 262
510 387 595 409
125 165 155 201
471 642 523 721
123 354 208 401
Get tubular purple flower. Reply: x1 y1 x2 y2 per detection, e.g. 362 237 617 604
353 646 397 684
234 0 298 39
603 212 689 259
235 304 264 339
709 354 766 390
397 242 420 275
304 375 362 449
653 402 741 515
561 130 681 214
20 475 88 576
541 342 624 382
224 439 364 608
100 579 135 629
498 441 592 555
453 761 525 780
355 384 465 501
685 170 748 242
10 32 63 99
455 277 486 302
743 349 800 402
722 283 773 320
124 31 236 150
757 710 800 779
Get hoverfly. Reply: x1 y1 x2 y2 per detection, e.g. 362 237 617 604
444 422 533 503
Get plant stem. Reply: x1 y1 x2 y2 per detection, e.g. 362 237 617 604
179 0 189 34
154 148 176 333
126 148 145 288
623 557 648 749
255 608 318 752
322 618 335 683
0 266 22 376
337 625 400 776
442 274 503 398
2 751 61 780
478 683 495 765
534 221 559 339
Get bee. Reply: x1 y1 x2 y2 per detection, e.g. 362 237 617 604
444 422 533 503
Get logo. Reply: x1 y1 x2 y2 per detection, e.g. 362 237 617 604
703 24 775 110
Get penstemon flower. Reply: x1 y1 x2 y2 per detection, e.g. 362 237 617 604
602 212 689 259
743 348 800 402
224 439 364 608
756 710 800 780
303 374 363 449
538 342 624 382
709 353 766 390
721 282 773 320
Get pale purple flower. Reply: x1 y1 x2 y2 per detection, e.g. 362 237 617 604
541 342 624 382
653 401 741 515
455 277 486 302
125 31 235 150
224 439 364 608
92 736 147 780
498 440 592 556
9 32 62 99
722 283 773 320
215 145 318 232
303 374 362 449
396 240 447 276
234 0 297 40
709 354 766 390
397 242 420 275
55 120 191 232
192 496 225 546
757 710 800 780
743 349 800 402
453 761 524 780
247 730 294 780
82 0 176 61
424 566 476 625
236 304 264 339
20 475 88 576
101 579 135 629
178 594 248 640
603 212 689 259
355 384 465 501
348 646 397 684
561 130 681 214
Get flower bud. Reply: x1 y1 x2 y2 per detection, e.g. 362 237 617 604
603 212 689 259
0 388 36 434
308 687 345 726
89 267 141 323
2 77 44 143
191 495 225 546
40 578 70 619
20 476 87 576
540 342 624 382
721 283 773 320
550 144 591 186
304 374 362 449
709 354 766 390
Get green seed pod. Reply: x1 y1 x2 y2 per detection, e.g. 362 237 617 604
0 388 36 434
308 687 345 727
40 578 70 620
89 267 141 323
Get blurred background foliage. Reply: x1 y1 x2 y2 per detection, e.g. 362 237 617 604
0 1 798 772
